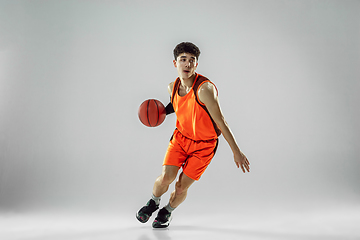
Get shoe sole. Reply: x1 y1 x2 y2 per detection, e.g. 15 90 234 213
152 216 172 228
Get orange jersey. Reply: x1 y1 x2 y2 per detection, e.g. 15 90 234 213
171 73 221 141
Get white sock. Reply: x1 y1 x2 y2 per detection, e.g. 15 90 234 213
164 203 175 213
151 193 161 205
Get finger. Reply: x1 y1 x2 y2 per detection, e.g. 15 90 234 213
240 164 245 173
235 161 240 168
243 162 250 172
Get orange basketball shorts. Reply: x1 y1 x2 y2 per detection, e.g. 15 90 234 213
163 129 219 181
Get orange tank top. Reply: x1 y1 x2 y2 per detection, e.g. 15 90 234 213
171 73 221 141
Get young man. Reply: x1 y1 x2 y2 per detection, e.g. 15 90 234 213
136 42 250 228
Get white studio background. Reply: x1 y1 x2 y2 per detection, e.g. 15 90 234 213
0 0 359 218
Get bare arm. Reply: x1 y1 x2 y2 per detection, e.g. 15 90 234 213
165 82 176 115
168 82 174 95
198 82 250 173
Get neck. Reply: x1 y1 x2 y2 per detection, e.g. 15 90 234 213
180 73 196 89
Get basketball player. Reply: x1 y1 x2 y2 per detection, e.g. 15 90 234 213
136 42 250 228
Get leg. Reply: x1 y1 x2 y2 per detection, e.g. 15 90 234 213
152 172 194 228
153 165 179 198
169 172 195 208
137 165 179 223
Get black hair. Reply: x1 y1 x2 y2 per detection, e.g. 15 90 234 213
173 42 201 61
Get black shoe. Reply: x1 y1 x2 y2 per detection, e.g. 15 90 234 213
152 208 172 228
136 199 159 223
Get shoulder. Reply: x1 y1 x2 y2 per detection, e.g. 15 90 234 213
195 74 217 94
198 81 218 104
168 82 174 95
198 81 217 97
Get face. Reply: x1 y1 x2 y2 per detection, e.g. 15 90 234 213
173 53 198 80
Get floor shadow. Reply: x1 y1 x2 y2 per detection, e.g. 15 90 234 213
152 228 172 240
168 224 350 240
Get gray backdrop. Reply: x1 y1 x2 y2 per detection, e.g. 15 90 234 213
0 0 359 216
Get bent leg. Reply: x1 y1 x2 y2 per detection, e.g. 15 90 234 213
169 172 195 208
153 165 179 197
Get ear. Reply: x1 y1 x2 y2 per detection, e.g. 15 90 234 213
173 59 177 68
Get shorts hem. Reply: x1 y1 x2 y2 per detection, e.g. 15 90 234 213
162 163 181 168
182 170 200 181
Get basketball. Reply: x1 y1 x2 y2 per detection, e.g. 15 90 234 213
138 99 166 127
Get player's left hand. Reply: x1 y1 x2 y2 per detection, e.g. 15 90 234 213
234 151 250 173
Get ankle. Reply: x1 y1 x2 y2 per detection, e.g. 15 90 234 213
151 193 161 205
164 203 176 213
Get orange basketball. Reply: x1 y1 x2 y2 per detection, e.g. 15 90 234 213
138 99 166 127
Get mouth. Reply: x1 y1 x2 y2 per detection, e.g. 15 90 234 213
183 70 190 73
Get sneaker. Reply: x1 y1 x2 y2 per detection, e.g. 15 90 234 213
136 199 159 223
152 208 172 228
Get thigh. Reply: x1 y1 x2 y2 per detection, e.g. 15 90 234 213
161 165 180 181
163 132 188 167
183 139 218 181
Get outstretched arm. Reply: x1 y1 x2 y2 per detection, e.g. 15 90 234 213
198 82 250 173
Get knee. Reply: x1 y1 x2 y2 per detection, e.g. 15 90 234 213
175 181 188 195
159 172 176 186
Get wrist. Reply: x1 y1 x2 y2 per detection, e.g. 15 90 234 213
232 146 241 155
